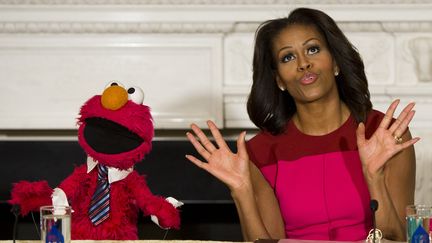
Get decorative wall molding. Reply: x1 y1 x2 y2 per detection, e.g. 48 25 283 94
1 4 432 24
1 0 431 5
0 22 234 33
2 21 432 34
234 22 432 33
382 22 432 32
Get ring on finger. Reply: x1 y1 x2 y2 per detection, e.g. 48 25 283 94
394 135 403 144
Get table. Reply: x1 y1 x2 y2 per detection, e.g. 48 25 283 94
0 240 404 243
2 241 242 243
256 239 403 243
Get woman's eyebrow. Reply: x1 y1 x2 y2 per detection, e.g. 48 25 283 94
303 37 320 45
277 37 321 53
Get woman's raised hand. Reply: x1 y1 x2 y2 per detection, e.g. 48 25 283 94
185 120 251 191
356 99 420 179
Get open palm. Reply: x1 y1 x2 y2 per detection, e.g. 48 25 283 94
356 100 419 177
186 121 251 191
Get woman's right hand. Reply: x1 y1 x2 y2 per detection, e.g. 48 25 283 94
185 120 251 191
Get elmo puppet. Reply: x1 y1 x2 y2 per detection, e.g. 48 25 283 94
9 81 181 240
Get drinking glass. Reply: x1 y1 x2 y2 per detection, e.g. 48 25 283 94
406 204 432 243
40 205 71 243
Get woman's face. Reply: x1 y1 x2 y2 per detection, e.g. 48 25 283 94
272 24 339 104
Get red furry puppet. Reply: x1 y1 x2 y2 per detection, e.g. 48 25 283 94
9 81 182 239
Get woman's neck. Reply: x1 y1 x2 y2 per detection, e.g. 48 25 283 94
293 99 350 136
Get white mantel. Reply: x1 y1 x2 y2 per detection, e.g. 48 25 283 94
0 0 431 203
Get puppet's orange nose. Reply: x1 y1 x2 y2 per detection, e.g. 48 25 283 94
101 85 128 110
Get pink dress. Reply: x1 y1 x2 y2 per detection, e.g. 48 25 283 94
246 110 384 240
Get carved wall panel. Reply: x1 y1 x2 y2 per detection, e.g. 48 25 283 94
396 34 432 85
409 37 432 83
224 33 254 86
347 32 394 85
0 35 223 129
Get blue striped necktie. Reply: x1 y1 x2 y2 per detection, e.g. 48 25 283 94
88 164 110 225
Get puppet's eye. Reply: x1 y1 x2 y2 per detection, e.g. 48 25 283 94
105 81 124 89
127 86 144 104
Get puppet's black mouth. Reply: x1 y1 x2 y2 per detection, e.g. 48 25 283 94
84 117 143 154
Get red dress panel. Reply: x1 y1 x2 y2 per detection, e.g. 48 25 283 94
247 110 384 240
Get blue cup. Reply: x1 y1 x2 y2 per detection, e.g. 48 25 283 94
406 205 432 243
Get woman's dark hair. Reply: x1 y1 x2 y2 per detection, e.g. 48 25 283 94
247 7 372 135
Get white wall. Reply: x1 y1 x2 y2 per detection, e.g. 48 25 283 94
0 0 431 203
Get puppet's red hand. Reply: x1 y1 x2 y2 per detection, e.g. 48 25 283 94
9 180 53 216
156 200 181 229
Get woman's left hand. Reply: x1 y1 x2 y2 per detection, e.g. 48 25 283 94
356 99 420 180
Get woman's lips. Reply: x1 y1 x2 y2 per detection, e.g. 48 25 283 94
300 72 318 85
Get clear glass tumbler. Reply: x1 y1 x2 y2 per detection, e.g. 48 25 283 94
40 205 71 243
406 204 432 243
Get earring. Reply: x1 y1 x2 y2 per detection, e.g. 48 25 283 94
279 86 285 91
334 71 339 76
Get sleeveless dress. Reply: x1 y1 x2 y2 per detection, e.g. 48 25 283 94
246 110 384 240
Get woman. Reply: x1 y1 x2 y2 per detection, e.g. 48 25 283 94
186 8 419 241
